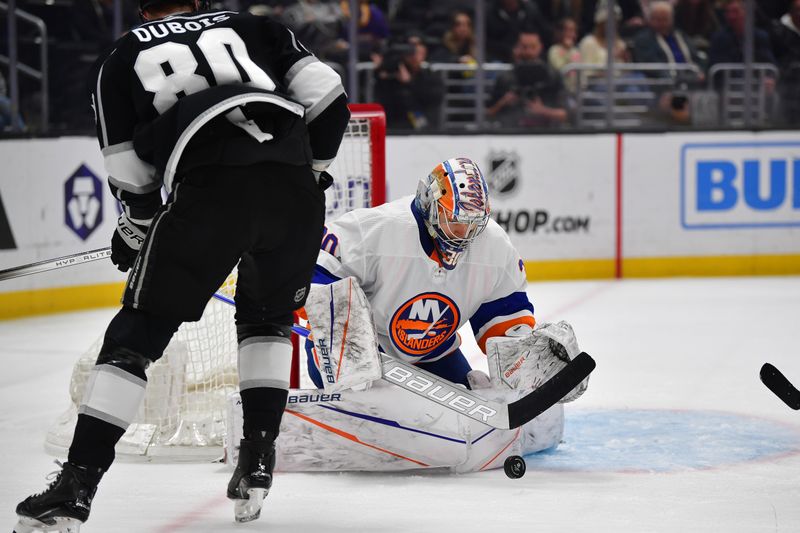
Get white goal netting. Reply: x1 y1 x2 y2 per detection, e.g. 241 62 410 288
45 106 386 461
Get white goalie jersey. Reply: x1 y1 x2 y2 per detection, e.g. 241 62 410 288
312 195 537 364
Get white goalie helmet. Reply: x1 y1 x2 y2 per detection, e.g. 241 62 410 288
414 157 491 269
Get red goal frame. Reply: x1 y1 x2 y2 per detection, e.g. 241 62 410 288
289 103 386 388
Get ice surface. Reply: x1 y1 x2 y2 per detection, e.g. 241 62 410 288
2 277 799 532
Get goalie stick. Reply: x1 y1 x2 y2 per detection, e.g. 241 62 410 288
287 323 595 430
0 247 111 281
760 363 800 411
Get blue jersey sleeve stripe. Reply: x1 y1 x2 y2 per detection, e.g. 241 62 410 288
311 264 341 285
469 292 534 332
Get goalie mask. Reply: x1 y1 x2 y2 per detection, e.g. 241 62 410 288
415 157 491 269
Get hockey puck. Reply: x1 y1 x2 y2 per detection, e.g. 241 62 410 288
504 455 526 479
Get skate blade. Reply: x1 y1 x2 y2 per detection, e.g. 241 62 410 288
233 488 268 523
14 516 82 533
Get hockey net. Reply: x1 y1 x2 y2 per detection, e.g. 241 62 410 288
45 104 386 461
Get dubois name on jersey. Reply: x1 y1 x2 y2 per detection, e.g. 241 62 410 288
313 196 537 365
92 9 347 224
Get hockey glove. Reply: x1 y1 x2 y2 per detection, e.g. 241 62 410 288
111 214 149 272
534 321 588 403
312 169 334 192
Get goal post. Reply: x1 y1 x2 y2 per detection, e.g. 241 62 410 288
45 104 387 461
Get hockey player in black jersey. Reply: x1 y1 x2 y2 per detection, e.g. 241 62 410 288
14 0 349 530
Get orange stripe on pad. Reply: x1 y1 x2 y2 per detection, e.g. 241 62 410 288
476 316 536 352
479 428 521 471
285 409 430 467
335 279 352 381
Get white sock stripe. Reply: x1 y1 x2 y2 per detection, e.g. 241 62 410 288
77 405 130 430
92 363 147 387
238 340 293 390
239 335 292 349
80 365 146 429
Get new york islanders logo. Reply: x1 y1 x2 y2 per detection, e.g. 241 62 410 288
390 293 460 356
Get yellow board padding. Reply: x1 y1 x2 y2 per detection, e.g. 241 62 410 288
0 282 125 320
2 254 799 319
622 254 800 278
523 259 617 280
522 254 800 281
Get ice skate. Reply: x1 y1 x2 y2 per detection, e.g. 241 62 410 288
227 438 275 523
13 461 102 533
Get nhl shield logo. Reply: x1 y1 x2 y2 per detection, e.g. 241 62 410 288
65 164 103 241
486 150 521 197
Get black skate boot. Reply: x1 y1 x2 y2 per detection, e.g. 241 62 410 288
14 461 103 533
227 437 276 523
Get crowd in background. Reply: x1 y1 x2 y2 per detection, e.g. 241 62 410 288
1 0 800 132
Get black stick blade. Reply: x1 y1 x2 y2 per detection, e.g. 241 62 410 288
507 351 596 429
760 363 800 411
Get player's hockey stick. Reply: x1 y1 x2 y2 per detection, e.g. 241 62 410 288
286 322 596 430
760 363 800 410
0 247 112 281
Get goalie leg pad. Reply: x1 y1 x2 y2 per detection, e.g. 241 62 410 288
304 277 382 392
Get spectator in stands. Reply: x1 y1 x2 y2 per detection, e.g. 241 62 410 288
578 1 630 67
632 2 704 124
771 0 800 123
756 0 793 28
430 11 477 64
275 0 348 64
576 0 646 39
486 0 552 61
632 1 704 71
0 72 25 132
374 34 444 130
533 0 577 28
708 0 777 67
487 31 568 128
674 0 719 59
548 17 582 91
71 0 139 50
772 0 800 68
339 0 390 61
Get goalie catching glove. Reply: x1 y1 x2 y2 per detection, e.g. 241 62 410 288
486 321 589 403
111 214 150 272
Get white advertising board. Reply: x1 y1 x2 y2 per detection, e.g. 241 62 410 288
623 131 800 258
1 131 798 314
386 135 618 262
0 138 126 293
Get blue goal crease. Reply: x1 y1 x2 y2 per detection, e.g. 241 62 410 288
522 409 800 473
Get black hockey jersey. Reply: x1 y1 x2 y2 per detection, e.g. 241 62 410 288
91 10 349 223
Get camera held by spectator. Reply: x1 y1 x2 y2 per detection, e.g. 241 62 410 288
378 41 417 79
